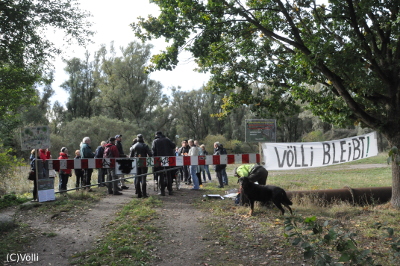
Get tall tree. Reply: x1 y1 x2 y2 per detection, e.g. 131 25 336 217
134 1 400 208
95 42 162 126
62 52 97 120
0 0 92 123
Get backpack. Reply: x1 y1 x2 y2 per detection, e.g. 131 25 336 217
95 146 104 158
220 147 227 155
103 146 112 158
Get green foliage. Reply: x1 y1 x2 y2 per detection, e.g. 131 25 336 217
48 115 138 157
0 0 93 124
134 0 400 141
0 192 29 210
284 216 375 265
0 146 25 189
375 222 400 264
302 130 325 142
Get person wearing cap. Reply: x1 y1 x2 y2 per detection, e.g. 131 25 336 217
152 131 176 196
58 147 71 192
130 134 152 198
115 134 129 190
80 137 95 191
104 137 122 195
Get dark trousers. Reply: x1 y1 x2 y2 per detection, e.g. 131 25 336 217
155 167 172 192
196 172 202 185
106 168 119 194
33 180 38 200
83 169 93 188
216 171 224 187
135 167 148 197
75 169 84 188
182 165 189 182
59 173 69 191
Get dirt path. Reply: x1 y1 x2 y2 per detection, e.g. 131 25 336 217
3 179 212 265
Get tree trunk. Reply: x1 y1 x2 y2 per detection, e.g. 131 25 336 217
391 161 400 208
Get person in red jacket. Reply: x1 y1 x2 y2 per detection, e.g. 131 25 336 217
58 147 72 192
103 137 122 195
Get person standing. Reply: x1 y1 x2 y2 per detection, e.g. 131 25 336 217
80 137 95 191
152 131 176 196
58 147 71 192
213 142 226 188
115 134 129 190
130 134 152 198
29 150 39 201
188 139 200 190
95 141 107 187
178 140 190 184
74 150 84 190
219 143 228 185
200 144 212 181
104 137 122 195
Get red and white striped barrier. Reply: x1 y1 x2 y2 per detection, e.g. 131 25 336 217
45 154 260 170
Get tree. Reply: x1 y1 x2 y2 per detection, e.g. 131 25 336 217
0 0 92 124
62 52 97 120
134 1 400 207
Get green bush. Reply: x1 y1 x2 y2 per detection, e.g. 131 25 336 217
0 146 25 195
0 192 29 209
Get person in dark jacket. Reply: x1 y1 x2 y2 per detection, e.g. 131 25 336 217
178 140 190 183
115 134 129 190
130 134 152 198
104 137 122 195
152 131 176 196
95 141 107 187
213 142 227 188
74 150 84 189
80 137 95 191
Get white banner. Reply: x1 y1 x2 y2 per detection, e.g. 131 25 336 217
262 132 378 170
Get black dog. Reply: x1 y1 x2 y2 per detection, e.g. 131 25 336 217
239 176 293 216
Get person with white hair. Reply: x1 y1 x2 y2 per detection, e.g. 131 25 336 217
80 137 95 191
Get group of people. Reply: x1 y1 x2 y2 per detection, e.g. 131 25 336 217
28 131 233 200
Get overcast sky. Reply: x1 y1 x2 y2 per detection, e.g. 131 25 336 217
48 0 209 105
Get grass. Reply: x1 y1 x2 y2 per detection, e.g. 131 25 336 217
1 152 399 265
70 196 162 265
0 220 37 263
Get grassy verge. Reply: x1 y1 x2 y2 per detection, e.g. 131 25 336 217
70 196 162 266
193 155 400 266
0 220 37 263
0 189 105 263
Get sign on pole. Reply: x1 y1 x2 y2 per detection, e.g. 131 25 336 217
245 119 276 143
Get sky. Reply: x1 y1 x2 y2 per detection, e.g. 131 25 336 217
48 0 210 105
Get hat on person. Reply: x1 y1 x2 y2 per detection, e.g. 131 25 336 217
155 131 162 136
115 134 122 138
137 134 143 139
60 147 67 153
109 137 116 142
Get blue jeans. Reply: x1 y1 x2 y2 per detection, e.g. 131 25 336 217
190 165 200 189
202 165 212 181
